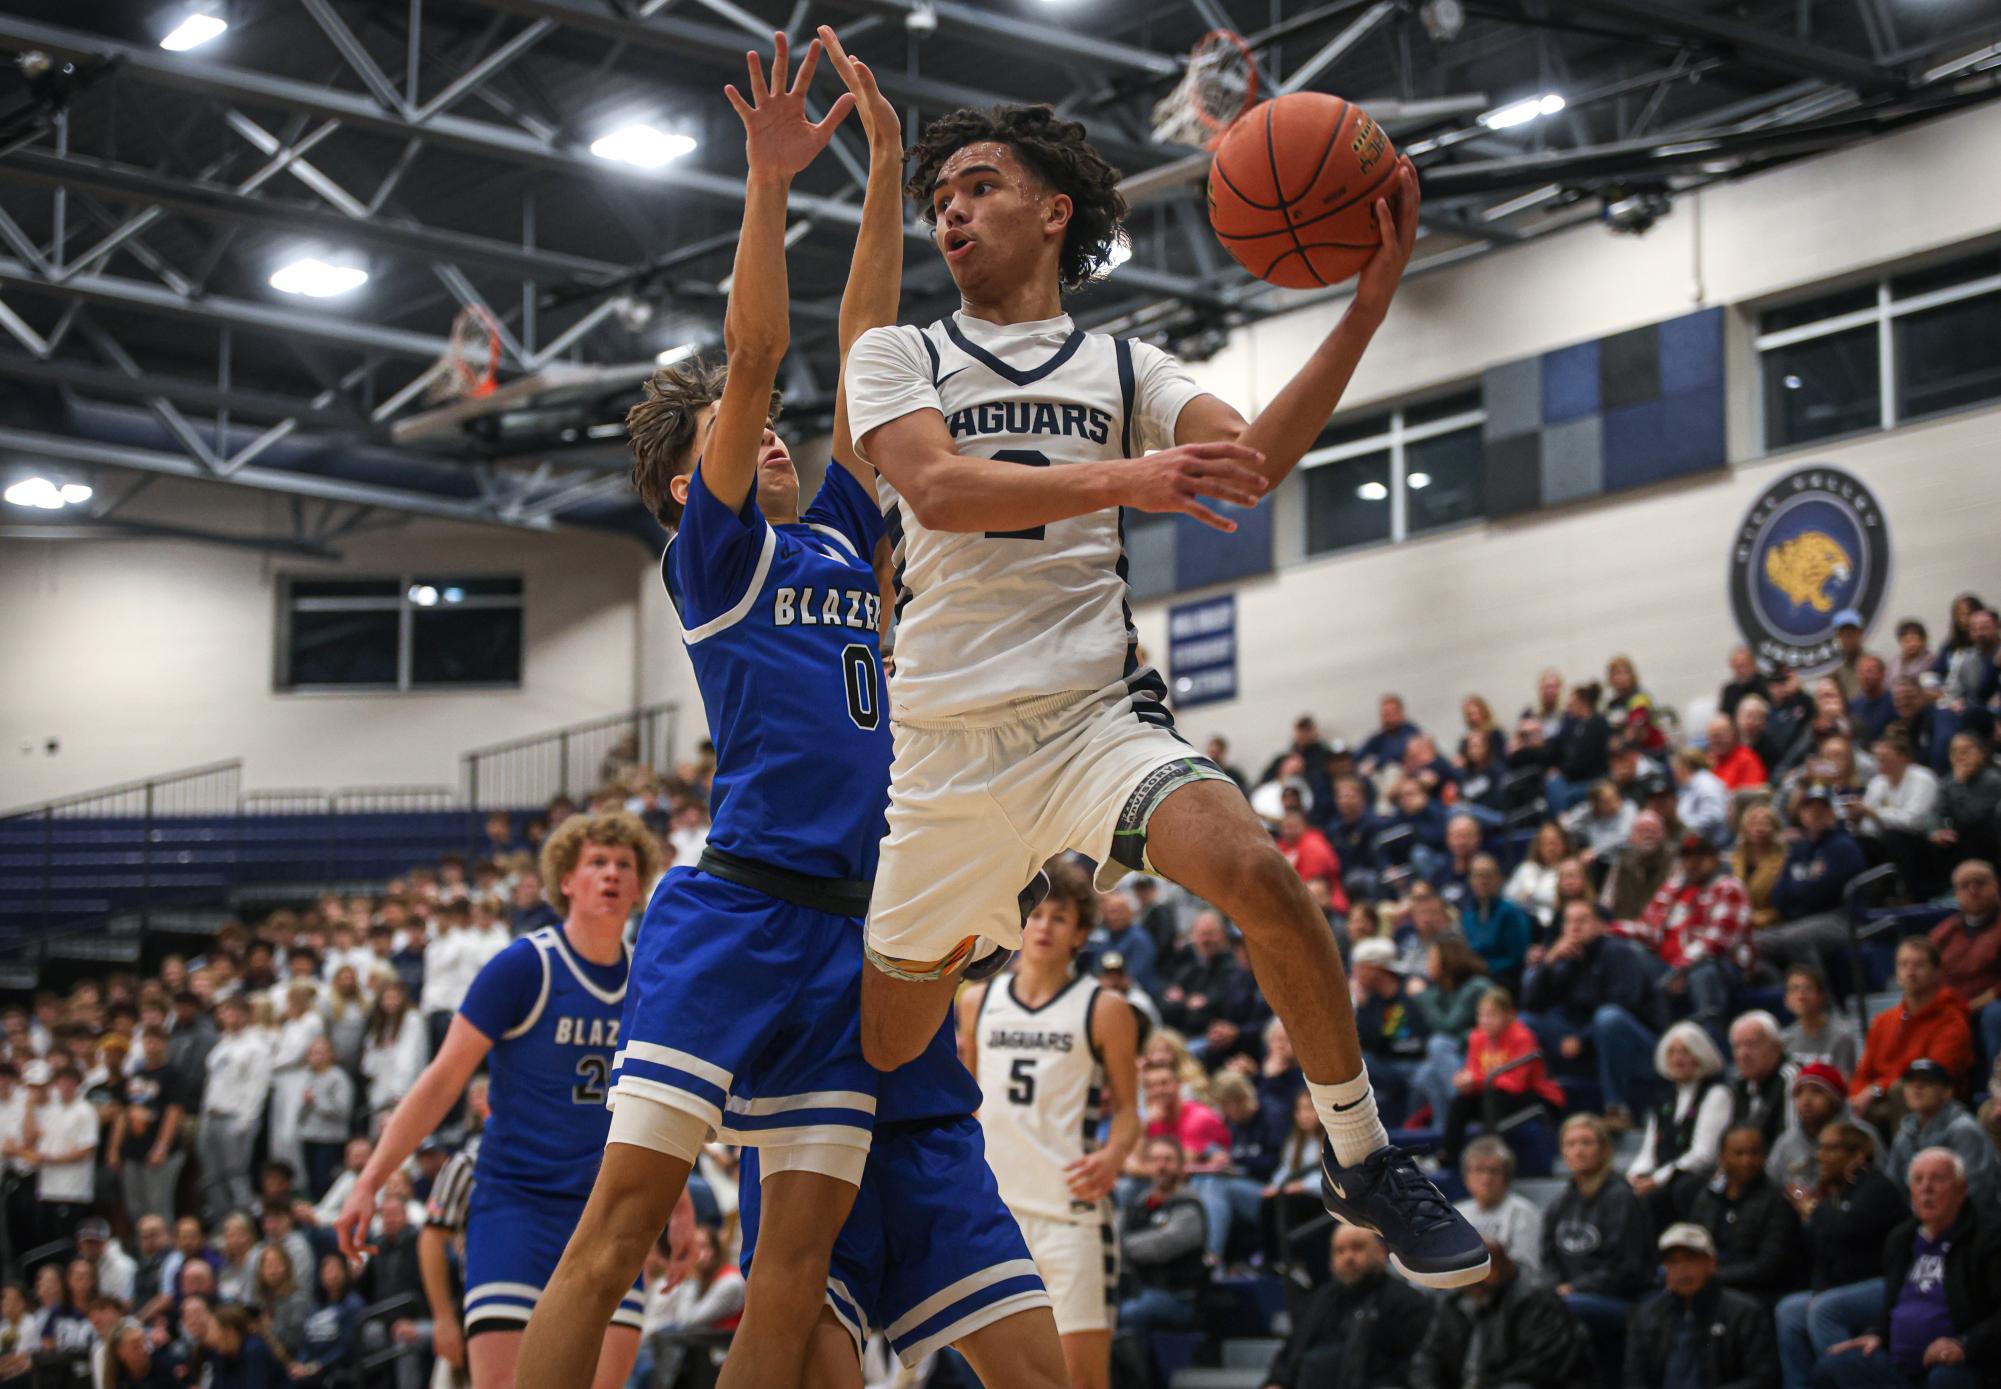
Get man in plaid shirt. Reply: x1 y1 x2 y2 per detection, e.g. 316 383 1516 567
1616 828 1752 1031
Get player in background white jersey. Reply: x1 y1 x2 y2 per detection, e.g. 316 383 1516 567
845 103 1488 1288
956 861 1139 1389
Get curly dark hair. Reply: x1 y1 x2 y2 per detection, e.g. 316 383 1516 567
905 105 1128 294
625 360 780 530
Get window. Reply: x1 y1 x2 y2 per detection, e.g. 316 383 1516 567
279 575 523 691
1757 249 2001 448
1301 392 1485 558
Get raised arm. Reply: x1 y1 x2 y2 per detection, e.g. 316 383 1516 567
821 29 904 490
704 31 854 517
1174 157 1421 490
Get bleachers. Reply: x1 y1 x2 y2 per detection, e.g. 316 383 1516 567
0 810 477 935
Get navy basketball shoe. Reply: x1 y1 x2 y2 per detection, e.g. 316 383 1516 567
1322 1139 1491 1288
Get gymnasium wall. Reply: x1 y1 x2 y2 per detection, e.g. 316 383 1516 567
0 482 645 805
1133 97 2001 755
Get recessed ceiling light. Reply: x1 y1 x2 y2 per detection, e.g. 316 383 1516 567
4 477 91 509
161 11 227 51
1480 92 1566 130
270 257 368 297
1407 471 1432 489
591 125 697 169
1357 481 1389 502
1783 374 1804 390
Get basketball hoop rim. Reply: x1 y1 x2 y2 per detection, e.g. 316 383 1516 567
1191 29 1257 135
447 304 501 400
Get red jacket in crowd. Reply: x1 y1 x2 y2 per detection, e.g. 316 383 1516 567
1713 744 1769 791
1278 825 1350 914
1849 986 1975 1101
1464 1017 1564 1107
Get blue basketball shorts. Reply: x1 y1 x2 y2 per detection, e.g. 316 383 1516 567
609 868 879 1174
740 1115 1051 1367
462 1181 644 1335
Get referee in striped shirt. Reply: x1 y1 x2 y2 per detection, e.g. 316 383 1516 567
422 1137 479 1381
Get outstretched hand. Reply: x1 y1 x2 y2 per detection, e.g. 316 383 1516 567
725 30 855 182
1353 156 1420 323
817 25 899 154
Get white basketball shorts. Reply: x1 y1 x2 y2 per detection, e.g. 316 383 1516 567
1016 1210 1117 1336
863 673 1231 981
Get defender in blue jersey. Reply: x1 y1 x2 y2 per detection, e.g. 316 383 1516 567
518 33 1066 1389
333 811 658 1389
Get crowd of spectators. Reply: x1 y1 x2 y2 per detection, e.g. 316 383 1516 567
9 596 2001 1388
0 754 723 1389
1102 592 2001 1389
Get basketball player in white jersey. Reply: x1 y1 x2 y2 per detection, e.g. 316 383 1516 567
956 861 1139 1389
843 104 1487 1287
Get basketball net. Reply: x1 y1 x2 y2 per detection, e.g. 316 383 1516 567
1150 29 1258 150
425 303 501 405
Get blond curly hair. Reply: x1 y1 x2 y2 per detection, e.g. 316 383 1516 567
538 810 663 916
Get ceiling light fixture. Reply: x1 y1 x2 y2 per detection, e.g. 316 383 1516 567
590 125 697 169
160 10 227 51
1407 471 1433 489
655 343 697 368
5 477 92 510
1479 92 1566 130
1357 481 1389 502
270 257 368 297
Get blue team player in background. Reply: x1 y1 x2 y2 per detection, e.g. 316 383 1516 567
334 810 659 1389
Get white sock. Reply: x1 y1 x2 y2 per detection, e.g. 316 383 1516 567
1310 1073 1389 1168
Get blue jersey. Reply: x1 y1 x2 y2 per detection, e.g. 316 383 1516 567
666 463 890 880
458 926 627 1201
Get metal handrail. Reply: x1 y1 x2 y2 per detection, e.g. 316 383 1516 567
460 704 679 761
1842 862 1904 1025
461 704 680 843
0 759 242 821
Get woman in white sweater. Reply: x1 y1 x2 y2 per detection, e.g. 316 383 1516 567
266 981 326 1178
1503 822 1570 929
359 980 427 1128
1627 1020 1731 1222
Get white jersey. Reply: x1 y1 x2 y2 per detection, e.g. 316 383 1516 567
973 972 1107 1224
845 311 1207 721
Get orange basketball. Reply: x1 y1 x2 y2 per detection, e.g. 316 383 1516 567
1207 92 1398 289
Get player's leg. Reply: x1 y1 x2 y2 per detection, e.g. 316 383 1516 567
1060 1329 1112 1389
1017 1210 1115 1389
858 966 962 1073
860 721 1040 1069
470 1182 652 1389
1142 776 1487 1287
466 1328 520 1389
870 1118 1061 1383
589 1324 642 1389
517 1141 694 1388
800 1305 866 1389
955 1307 1070 1389
718 1166 860 1388
1144 778 1369 1100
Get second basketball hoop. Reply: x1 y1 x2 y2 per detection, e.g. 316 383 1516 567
1150 29 1259 150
